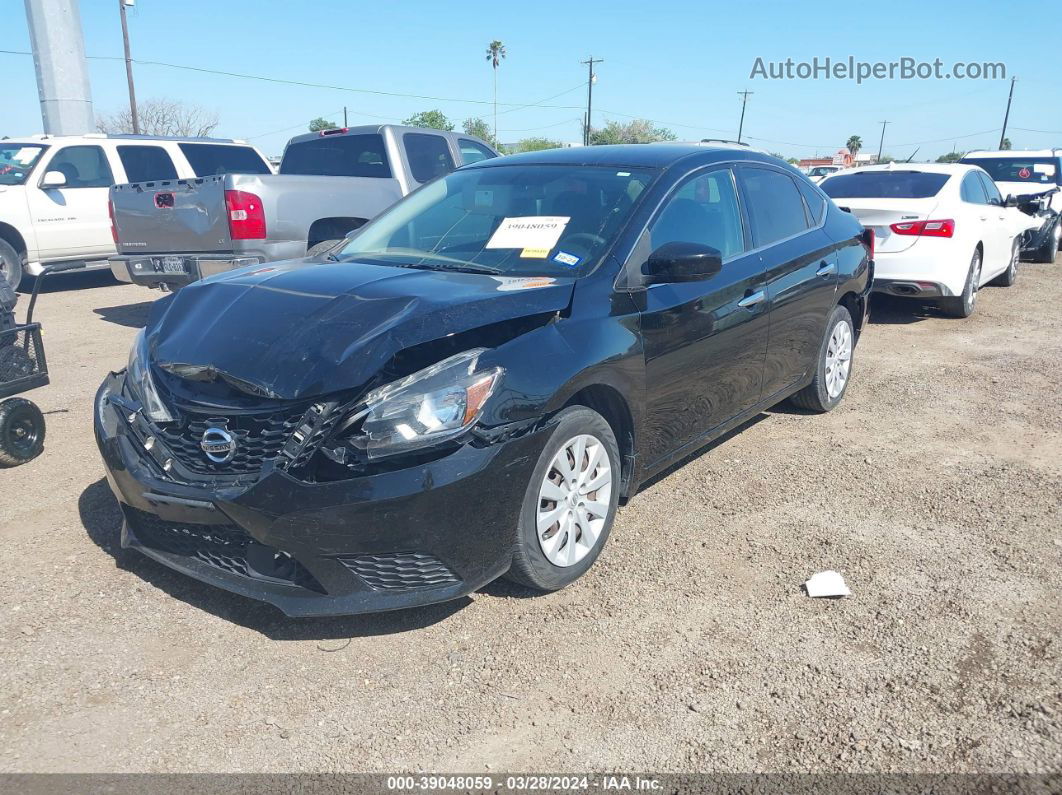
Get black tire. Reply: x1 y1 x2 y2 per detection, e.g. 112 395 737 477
1033 219 1060 263
789 304 856 413
306 239 343 258
505 406 620 591
0 238 23 291
0 398 46 467
992 238 1019 287
940 248 982 318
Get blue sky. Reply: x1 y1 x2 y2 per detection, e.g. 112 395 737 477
3 0 1060 160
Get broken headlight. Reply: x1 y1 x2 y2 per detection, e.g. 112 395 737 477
347 348 502 460
126 329 173 423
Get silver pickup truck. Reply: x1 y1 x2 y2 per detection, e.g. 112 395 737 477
108 125 498 289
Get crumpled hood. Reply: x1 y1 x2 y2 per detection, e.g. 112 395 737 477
145 259 575 400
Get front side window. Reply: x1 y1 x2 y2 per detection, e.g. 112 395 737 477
738 167 809 247
458 139 497 165
178 144 271 176
404 133 456 183
960 172 988 204
977 171 1003 205
649 169 745 259
821 171 950 199
0 143 47 186
45 145 114 188
337 164 656 277
280 134 391 177
117 145 178 182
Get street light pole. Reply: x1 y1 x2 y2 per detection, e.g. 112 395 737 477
118 0 139 134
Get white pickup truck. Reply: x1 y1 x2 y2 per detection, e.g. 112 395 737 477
0 134 273 289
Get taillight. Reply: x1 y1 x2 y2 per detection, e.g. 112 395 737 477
889 219 955 238
108 200 118 244
861 227 875 260
224 190 266 240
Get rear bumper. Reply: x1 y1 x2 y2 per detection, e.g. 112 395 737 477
869 246 964 297
109 254 263 288
93 371 549 617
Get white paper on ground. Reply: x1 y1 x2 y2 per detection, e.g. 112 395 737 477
804 570 851 598
485 216 569 251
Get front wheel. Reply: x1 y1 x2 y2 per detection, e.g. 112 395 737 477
992 239 1019 287
0 238 23 291
0 398 46 467
940 248 982 318
505 406 620 591
789 305 855 413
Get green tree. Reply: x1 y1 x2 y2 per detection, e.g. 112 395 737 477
485 40 507 143
846 135 862 158
936 151 964 163
877 154 896 164
1001 137 1012 150
588 119 676 145
402 110 455 131
308 117 338 132
516 137 563 152
462 117 497 146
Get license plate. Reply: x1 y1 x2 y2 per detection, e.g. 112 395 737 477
154 256 187 274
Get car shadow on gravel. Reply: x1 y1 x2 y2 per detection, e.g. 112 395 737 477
78 478 468 639
93 301 154 329
868 294 949 324
19 269 121 294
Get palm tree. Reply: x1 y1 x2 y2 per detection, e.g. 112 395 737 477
846 135 863 162
485 40 507 143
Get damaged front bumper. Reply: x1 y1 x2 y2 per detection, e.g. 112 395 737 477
93 371 549 617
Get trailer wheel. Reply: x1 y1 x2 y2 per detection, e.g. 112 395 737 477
0 398 46 467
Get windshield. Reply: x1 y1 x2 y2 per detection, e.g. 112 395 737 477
820 171 949 199
961 157 1059 186
336 164 657 276
0 143 47 185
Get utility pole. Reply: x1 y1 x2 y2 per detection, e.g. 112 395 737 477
24 0 95 134
118 0 139 134
999 76 1016 149
343 106 348 127
876 120 889 162
736 90 753 143
581 57 602 146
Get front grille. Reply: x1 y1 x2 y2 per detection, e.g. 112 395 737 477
150 407 306 475
126 507 321 591
337 552 459 591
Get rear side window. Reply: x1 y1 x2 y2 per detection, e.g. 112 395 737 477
458 139 496 165
117 145 178 182
821 171 949 199
279 134 391 177
178 143 271 176
960 172 989 204
738 167 809 246
404 133 455 183
796 178 826 225
45 145 114 188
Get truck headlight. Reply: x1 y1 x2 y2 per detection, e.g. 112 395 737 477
126 329 174 423
352 348 502 459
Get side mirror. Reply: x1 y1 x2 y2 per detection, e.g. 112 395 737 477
41 170 67 188
1004 194 1018 208
645 241 723 284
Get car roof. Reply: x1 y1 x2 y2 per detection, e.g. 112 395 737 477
830 162 979 177
468 143 783 170
3 133 245 144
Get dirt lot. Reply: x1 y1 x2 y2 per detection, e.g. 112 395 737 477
0 259 1059 774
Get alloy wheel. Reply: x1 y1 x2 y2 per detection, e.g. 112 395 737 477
536 433 613 567
824 319 853 399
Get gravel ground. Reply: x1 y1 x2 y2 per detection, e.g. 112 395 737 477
0 259 1059 774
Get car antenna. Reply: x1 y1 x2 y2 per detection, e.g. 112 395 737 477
904 147 920 163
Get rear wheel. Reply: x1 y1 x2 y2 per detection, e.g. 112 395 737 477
992 238 1019 287
940 248 982 318
0 398 46 467
0 239 23 291
789 305 855 413
506 406 620 591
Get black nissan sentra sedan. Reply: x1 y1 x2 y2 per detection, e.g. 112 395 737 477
94 144 873 616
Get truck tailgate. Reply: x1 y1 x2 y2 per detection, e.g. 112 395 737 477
112 176 232 254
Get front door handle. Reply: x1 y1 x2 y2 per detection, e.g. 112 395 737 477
737 290 765 309
816 261 837 277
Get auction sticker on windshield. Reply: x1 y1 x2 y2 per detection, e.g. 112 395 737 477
486 216 569 251
491 276 556 291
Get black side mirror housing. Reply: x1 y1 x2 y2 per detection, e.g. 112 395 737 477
645 241 723 284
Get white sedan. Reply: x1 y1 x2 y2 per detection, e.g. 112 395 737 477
819 163 1026 317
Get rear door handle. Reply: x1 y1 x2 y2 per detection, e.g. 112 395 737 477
816 261 837 276
737 290 765 309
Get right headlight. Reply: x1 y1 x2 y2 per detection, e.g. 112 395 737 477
126 329 173 423
347 348 502 460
